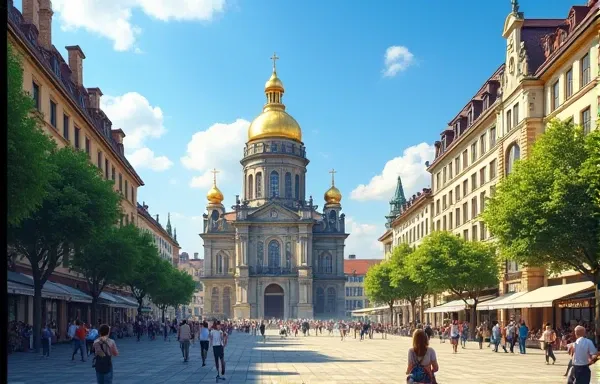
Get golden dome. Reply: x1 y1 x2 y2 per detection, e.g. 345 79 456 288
206 168 224 204
324 169 342 205
248 53 302 143
324 185 342 205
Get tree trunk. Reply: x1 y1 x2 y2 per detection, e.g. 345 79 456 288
419 295 425 324
595 285 600 346
137 298 143 317
410 301 416 326
469 304 477 340
33 281 43 353
91 295 98 327
389 302 394 326
162 307 165 323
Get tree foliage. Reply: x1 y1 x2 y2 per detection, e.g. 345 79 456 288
364 261 401 324
482 120 599 278
7 43 57 226
150 267 196 322
8 147 121 351
390 244 428 323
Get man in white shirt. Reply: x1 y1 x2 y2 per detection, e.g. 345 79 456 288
570 325 598 384
199 321 210 367
210 321 228 381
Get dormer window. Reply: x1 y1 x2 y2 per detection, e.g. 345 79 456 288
442 136 447 151
467 110 473 127
483 95 489 110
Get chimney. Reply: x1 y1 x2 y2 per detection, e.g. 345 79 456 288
22 0 40 32
65 45 85 86
38 0 53 50
110 129 126 155
156 214 160 223
349 254 356 259
87 87 103 109
194 252 199 259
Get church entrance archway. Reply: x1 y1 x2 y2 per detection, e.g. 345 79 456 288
264 284 284 319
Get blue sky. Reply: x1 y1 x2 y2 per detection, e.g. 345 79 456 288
16 0 578 258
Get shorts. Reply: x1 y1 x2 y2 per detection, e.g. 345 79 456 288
213 345 224 359
200 340 209 351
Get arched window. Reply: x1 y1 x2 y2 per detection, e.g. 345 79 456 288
268 240 281 268
257 241 264 267
315 287 325 313
211 287 220 313
506 144 521 175
223 254 230 274
319 252 333 274
294 174 300 199
248 174 253 200
222 287 231 318
270 171 279 197
256 172 262 198
285 172 292 198
326 287 336 313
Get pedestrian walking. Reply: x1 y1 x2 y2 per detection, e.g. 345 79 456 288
518 321 529 354
210 321 228 381
92 324 119 384
566 325 598 384
450 320 460 354
71 320 87 362
178 320 192 362
406 329 439 384
540 323 556 365
41 323 53 358
199 321 210 367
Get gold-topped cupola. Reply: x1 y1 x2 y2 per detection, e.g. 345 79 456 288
206 168 224 205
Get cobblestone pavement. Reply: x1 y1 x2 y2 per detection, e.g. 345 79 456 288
7 330 600 383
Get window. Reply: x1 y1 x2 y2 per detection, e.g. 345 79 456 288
125 180 129 199
442 195 447 210
319 252 333 274
295 174 300 199
490 127 496 147
256 172 262 198
448 211 453 230
565 67 573 99
270 171 280 197
480 133 487 154
552 80 560 111
435 199 440 215
581 107 591 135
74 127 81 149
63 114 69 140
462 180 468 197
131 186 135 203
436 220 440 231
455 156 460 175
50 100 57 127
448 163 453 179
479 167 486 186
97 151 102 169
436 173 441 190
449 190 453 205
455 185 461 201
111 166 115 182
463 229 469 241
489 159 497 180
513 103 519 126
247 175 254 199
480 222 487 240
268 240 281 268
284 172 292 198
471 143 477 163
455 208 461 227
480 191 486 212
32 82 40 110
472 225 479 241
463 202 468 222
442 216 447 231
326 287 336 313
506 110 512 131
506 144 521 175
442 168 447 184
471 173 477 192
85 137 91 158
118 174 123 192
581 53 590 86
471 197 478 218
462 150 468 170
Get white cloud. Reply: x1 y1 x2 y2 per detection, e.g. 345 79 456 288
51 0 226 52
181 119 249 189
382 45 415 77
101 92 166 150
127 147 173 171
345 217 384 259
351 142 434 201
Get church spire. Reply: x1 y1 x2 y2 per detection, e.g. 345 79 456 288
166 213 172 236
263 52 285 112
174 227 177 241
385 176 407 226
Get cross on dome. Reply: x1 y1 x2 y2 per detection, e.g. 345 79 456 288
329 169 337 186
270 52 279 72
211 168 220 185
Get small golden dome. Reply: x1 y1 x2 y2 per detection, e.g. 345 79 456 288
206 168 224 204
324 185 342 205
265 71 284 90
248 109 302 142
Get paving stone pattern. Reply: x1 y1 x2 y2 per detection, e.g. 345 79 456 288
7 330 600 383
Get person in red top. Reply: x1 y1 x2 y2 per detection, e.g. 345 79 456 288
72 321 87 362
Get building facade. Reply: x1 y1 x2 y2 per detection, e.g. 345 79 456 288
201 59 348 320
344 255 382 318
136 204 180 265
178 259 204 320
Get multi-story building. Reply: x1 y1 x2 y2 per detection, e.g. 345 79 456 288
7 0 143 335
344 255 382 318
136 204 180 265
179 258 204 320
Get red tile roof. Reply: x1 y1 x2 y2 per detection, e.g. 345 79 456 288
344 259 383 276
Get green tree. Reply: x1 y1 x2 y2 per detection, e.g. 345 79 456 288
390 244 429 324
364 261 402 325
482 119 600 341
70 224 139 325
8 147 121 352
151 268 196 323
407 231 499 336
7 43 57 226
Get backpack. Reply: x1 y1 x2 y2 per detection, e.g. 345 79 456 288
407 352 433 384
92 340 112 374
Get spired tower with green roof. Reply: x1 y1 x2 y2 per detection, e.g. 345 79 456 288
385 176 406 228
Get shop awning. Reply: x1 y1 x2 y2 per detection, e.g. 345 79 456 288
477 292 529 311
7 280 34 296
7 271 92 303
424 295 495 314
493 281 595 309
99 292 136 308
113 294 138 308
351 305 388 315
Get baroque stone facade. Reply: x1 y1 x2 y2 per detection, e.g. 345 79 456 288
201 59 348 320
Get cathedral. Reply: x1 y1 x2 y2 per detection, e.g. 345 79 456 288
200 56 348 320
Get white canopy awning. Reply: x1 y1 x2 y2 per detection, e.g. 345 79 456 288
492 281 594 309
351 305 389 315
477 291 529 311
425 296 495 314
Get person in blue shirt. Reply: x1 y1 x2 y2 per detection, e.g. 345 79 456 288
86 326 99 356
518 321 529 354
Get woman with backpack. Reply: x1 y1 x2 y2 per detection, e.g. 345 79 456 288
406 329 438 384
92 324 119 384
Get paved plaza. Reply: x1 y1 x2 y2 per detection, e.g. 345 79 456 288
7 330 600 383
